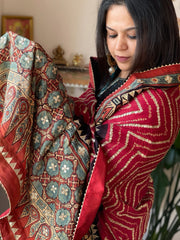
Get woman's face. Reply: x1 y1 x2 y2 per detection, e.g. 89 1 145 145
106 4 137 78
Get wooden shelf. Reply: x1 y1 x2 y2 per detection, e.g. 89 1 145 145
57 65 89 87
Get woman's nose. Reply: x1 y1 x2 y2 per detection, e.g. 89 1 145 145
116 36 128 50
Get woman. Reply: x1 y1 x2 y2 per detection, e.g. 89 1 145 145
0 0 179 240
73 0 180 239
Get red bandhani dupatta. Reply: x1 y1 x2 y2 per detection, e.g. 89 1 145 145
73 59 180 240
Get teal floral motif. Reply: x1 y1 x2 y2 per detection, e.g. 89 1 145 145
15 35 30 50
76 163 87 181
67 97 75 115
36 79 47 99
33 181 43 197
46 181 58 199
60 160 73 179
63 137 72 155
75 185 84 203
59 81 66 92
48 91 63 109
20 52 34 69
40 140 52 156
36 199 46 211
50 138 60 153
35 49 47 68
63 102 72 118
59 184 71 204
32 160 45 176
6 61 17 72
49 203 55 212
57 231 68 240
46 158 59 176
46 62 57 79
66 122 76 138
51 120 67 137
56 209 70 227
11 62 18 71
33 132 41 150
37 111 52 130
0 33 9 48
71 138 90 167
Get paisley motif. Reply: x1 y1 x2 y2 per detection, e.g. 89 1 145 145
0 32 90 240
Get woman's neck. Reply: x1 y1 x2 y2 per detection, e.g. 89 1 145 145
119 70 130 79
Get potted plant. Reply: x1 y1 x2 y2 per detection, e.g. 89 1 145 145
147 131 180 240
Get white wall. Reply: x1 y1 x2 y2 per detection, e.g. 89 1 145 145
1 0 180 65
173 0 180 17
0 2 180 240
1 0 100 65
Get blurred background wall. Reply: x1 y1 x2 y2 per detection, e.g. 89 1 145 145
0 0 100 65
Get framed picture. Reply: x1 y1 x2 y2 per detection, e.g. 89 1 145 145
1 15 33 40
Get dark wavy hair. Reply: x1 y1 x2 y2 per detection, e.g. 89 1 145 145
96 0 180 74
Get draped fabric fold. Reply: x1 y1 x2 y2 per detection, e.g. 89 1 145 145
0 31 91 240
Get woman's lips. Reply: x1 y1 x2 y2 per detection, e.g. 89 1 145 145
116 56 130 62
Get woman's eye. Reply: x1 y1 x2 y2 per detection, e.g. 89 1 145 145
108 34 117 38
128 35 137 39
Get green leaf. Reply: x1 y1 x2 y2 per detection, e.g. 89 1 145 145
151 165 169 211
164 219 180 240
174 149 180 163
151 232 159 240
152 165 169 189
174 131 180 150
176 206 180 219
163 148 176 169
